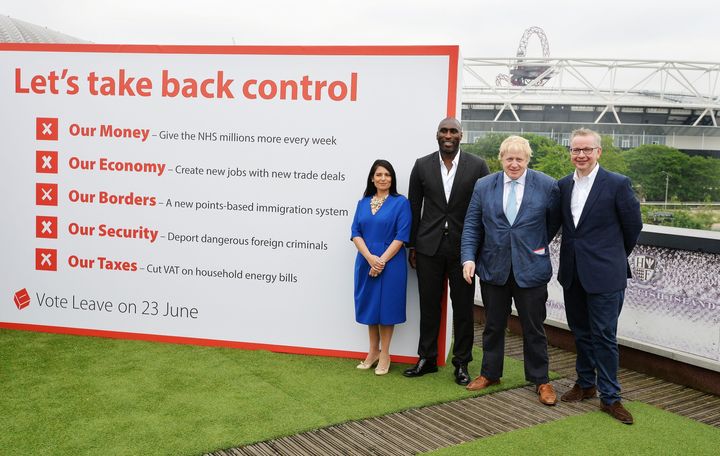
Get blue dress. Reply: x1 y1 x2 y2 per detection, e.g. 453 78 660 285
350 194 412 325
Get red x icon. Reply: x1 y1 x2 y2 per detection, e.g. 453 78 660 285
36 215 58 239
35 248 57 271
36 150 58 174
36 117 59 141
36 183 58 206
14 288 31 310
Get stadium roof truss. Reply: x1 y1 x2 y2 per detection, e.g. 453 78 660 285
0 15 89 43
463 58 720 127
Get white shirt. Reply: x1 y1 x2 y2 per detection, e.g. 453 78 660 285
503 170 526 215
571 163 600 227
438 151 459 202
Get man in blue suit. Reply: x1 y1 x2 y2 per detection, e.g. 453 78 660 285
460 135 561 405
557 128 642 424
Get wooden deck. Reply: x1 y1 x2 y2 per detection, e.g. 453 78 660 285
207 324 720 455
504 328 720 426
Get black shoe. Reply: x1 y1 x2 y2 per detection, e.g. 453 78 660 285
403 358 438 377
454 364 470 385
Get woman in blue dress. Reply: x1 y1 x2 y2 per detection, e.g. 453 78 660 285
351 159 411 375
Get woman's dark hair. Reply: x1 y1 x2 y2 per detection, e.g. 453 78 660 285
363 159 399 197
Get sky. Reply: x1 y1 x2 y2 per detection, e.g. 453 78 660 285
3 0 719 62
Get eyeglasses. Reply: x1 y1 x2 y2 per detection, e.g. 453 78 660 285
569 147 598 156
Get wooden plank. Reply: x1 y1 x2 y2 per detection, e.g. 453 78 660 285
217 323 720 455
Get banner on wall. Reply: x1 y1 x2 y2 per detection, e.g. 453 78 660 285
0 44 460 364
463 234 720 373
547 241 720 370
474 238 720 371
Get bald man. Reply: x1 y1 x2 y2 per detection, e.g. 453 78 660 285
404 117 490 385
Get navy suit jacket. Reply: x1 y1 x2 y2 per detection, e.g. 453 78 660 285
460 169 561 288
557 166 643 294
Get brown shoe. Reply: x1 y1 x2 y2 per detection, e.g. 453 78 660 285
466 375 500 391
561 384 597 402
601 401 634 424
536 383 557 406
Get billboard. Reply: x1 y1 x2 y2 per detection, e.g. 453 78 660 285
1 44 460 364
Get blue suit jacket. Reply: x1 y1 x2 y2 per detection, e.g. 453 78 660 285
557 167 643 294
461 169 561 288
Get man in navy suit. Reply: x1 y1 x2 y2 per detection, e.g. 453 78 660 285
460 135 561 405
403 117 490 385
557 128 642 424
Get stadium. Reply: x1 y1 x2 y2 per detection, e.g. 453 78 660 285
461 27 720 158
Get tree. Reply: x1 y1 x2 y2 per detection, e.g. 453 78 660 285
463 132 720 204
598 135 628 175
624 145 689 201
683 155 720 201
462 132 507 160
624 145 720 201
462 132 507 173
534 148 575 178
522 133 563 166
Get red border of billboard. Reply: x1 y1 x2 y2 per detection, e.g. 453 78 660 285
0 43 459 365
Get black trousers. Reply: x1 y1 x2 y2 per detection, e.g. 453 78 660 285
415 235 475 367
479 272 550 384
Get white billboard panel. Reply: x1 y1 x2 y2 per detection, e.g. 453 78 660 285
1 44 460 365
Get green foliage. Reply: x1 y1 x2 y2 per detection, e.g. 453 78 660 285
462 132 508 160
624 145 720 201
463 132 566 174
667 210 705 229
485 157 502 173
641 205 720 230
684 155 720 201
625 145 686 201
598 135 628 175
534 148 575 179
462 132 508 173
463 132 564 166
523 133 565 166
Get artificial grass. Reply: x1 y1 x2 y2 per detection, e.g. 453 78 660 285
425 402 720 456
0 328 531 455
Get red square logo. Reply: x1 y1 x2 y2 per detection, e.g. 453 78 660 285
36 117 59 141
14 288 31 310
35 248 57 271
36 215 58 239
36 183 58 206
36 150 58 174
